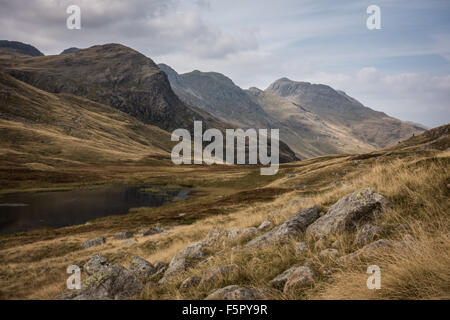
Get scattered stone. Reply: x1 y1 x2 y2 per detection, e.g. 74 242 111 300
353 224 383 246
82 237 106 249
294 242 308 256
139 226 166 236
205 285 270 300
199 264 240 288
283 266 315 294
258 220 272 231
319 248 339 260
180 275 201 290
129 256 156 281
114 232 134 240
205 285 240 300
306 188 390 239
245 206 320 248
269 266 298 290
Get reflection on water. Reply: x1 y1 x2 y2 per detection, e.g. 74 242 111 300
0 185 188 234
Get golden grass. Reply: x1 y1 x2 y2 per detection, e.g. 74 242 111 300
0 143 448 300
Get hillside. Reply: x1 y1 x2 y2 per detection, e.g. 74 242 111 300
0 71 176 190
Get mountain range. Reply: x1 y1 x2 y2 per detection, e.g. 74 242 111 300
0 41 425 164
159 64 426 159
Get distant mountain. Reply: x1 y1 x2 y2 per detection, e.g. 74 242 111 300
266 78 426 150
0 40 44 58
60 47 80 54
158 64 273 128
160 65 426 158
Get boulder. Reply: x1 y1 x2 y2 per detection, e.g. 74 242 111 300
205 285 270 300
82 237 106 249
353 224 383 246
71 255 143 300
199 264 240 288
283 266 315 294
129 256 156 281
80 264 143 299
245 206 319 248
306 188 390 239
294 242 309 256
159 241 207 283
269 266 298 290
114 232 134 240
83 254 109 275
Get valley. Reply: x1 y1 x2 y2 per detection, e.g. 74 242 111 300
0 41 447 301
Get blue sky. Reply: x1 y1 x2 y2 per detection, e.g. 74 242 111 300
1 0 449 126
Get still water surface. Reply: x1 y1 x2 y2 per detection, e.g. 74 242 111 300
0 185 188 234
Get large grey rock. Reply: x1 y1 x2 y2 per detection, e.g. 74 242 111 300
83 254 109 275
82 237 106 249
283 266 315 294
70 255 144 300
129 256 156 281
306 188 390 239
353 224 383 246
199 264 240 288
80 264 143 299
245 206 319 248
269 266 298 290
159 241 207 283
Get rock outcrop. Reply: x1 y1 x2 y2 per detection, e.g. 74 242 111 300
82 237 106 249
245 206 319 248
306 188 390 239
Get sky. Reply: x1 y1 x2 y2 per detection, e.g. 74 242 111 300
1 0 449 127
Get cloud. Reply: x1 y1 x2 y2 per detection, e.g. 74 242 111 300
0 0 257 58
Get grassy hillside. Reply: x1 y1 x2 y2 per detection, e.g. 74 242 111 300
0 71 175 192
0 124 447 299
